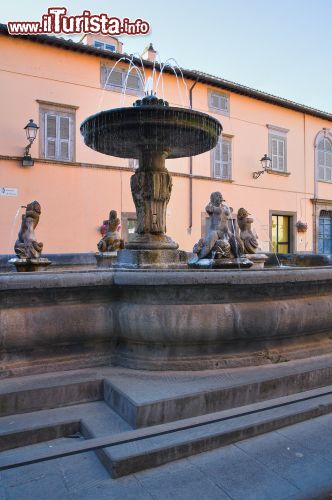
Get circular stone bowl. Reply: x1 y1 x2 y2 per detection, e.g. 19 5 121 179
80 106 222 159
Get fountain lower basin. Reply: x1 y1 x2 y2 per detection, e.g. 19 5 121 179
1 267 332 376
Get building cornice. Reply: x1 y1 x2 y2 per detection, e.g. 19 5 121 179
1 23 332 123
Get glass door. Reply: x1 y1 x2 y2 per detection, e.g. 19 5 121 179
271 215 290 253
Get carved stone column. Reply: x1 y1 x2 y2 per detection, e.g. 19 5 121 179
126 151 178 250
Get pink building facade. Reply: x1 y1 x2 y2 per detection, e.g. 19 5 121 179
0 25 332 256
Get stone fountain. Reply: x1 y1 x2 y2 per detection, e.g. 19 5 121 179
2 78 332 487
81 93 221 268
0 93 332 374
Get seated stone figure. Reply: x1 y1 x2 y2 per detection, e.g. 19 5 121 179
237 208 259 254
14 201 44 259
193 192 243 259
97 210 124 252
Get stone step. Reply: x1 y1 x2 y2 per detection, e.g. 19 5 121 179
103 355 332 427
98 387 332 478
0 401 130 452
0 370 104 416
1 386 332 478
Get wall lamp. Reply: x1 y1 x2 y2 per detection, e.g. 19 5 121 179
22 119 39 166
253 154 272 179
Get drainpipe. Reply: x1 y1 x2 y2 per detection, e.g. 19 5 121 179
188 78 199 233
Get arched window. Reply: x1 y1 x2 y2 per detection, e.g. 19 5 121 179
317 137 332 182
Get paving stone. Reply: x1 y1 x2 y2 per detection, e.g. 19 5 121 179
236 430 332 493
58 452 110 492
277 415 332 463
136 462 231 500
70 476 151 500
3 470 69 500
0 484 6 500
188 444 298 500
133 456 193 478
1 459 62 487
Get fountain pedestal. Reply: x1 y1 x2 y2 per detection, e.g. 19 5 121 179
117 150 187 267
80 94 222 269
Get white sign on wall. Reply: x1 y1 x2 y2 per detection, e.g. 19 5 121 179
0 187 18 197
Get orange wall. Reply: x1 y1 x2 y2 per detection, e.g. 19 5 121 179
1 34 331 254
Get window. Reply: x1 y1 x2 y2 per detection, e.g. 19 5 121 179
101 65 143 93
271 215 291 253
212 138 232 180
267 125 288 173
208 90 229 115
318 211 332 254
39 105 75 162
269 135 287 172
94 41 116 52
317 138 332 182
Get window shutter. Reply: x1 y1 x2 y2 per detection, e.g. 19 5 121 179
271 137 278 170
221 140 231 179
325 139 332 151
318 150 325 165
213 142 222 178
220 95 228 111
278 139 284 170
209 92 229 112
270 135 286 172
43 111 73 161
59 116 70 160
108 69 123 87
211 94 219 109
45 114 57 158
317 137 332 182
319 166 325 181
100 64 108 86
126 73 140 90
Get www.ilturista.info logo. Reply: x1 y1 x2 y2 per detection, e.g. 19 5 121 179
7 8 150 36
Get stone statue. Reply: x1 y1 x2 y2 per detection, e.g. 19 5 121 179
97 210 124 252
237 208 259 254
193 192 243 259
14 201 44 259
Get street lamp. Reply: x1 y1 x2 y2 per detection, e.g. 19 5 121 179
253 154 272 179
22 119 39 166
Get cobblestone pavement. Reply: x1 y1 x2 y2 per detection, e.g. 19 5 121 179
2 413 332 499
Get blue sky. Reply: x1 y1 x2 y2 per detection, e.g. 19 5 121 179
2 0 332 111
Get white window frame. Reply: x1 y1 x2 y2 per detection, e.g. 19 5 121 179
211 137 232 180
208 89 230 116
94 41 116 52
101 64 144 96
39 103 76 162
267 125 289 173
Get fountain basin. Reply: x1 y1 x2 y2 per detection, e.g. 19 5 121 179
1 267 332 376
80 106 221 159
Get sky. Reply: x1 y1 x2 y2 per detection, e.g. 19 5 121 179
2 0 332 112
